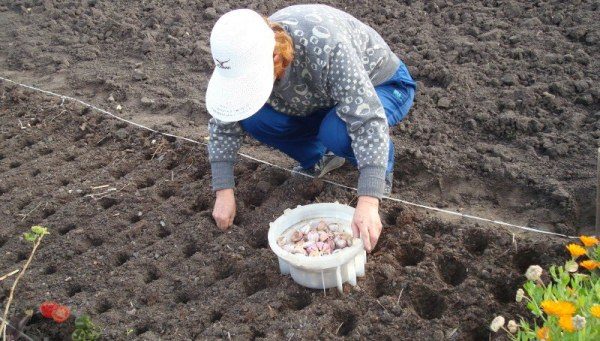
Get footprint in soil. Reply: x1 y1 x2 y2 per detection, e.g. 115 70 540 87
410 286 447 320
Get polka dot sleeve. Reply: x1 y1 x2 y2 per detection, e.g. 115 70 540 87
325 42 389 198
207 118 243 190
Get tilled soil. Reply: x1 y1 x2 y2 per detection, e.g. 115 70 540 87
0 0 598 235
0 81 568 340
0 0 598 340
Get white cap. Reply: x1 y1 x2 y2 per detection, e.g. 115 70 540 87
205 9 275 122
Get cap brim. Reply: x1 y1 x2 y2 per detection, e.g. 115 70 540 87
206 58 274 123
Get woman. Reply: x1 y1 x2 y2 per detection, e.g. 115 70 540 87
206 5 416 252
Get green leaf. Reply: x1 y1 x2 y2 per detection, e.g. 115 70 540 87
23 232 37 242
31 225 49 236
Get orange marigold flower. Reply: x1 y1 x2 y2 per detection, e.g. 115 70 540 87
566 243 586 258
536 326 550 340
579 235 599 247
580 260 600 271
541 300 576 316
558 315 575 332
591 305 600 318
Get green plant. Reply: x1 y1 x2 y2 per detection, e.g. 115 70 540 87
72 315 101 341
0 226 50 339
490 235 600 340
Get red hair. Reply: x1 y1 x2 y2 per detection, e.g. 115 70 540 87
265 18 294 79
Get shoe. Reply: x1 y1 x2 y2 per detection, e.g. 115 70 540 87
293 154 345 178
384 171 393 196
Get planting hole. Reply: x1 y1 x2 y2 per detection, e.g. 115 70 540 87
335 311 357 336
59 223 77 235
64 154 76 162
60 179 70 186
16 251 28 262
464 229 489 255
137 178 155 189
145 267 161 283
114 252 130 266
396 244 425 266
9 161 21 169
130 214 141 223
99 197 118 209
135 324 150 336
159 188 174 200
410 286 446 320
158 227 171 238
176 292 190 304
492 277 521 303
67 284 82 297
210 311 223 323
513 248 542 273
244 275 268 296
437 255 467 286
96 300 112 314
287 291 312 310
89 237 104 247
246 229 268 249
215 263 234 280
44 265 57 275
39 148 53 156
183 243 197 258
30 169 41 177
42 208 55 219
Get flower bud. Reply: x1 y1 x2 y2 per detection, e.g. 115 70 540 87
490 316 505 332
565 260 578 273
572 315 586 331
525 265 543 281
507 320 518 333
515 288 524 302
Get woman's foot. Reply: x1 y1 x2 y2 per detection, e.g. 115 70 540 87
293 154 345 178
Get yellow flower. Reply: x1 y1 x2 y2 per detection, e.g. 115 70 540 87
591 305 600 318
580 260 600 271
536 326 550 340
579 235 599 247
541 300 576 316
566 243 586 258
558 315 575 332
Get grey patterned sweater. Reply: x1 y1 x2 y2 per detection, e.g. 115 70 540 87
208 4 400 199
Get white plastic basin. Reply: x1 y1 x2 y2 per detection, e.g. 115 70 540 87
268 203 366 293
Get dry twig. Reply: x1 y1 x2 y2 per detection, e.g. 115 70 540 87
0 231 47 338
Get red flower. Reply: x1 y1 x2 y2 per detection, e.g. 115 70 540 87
51 305 71 323
39 301 58 318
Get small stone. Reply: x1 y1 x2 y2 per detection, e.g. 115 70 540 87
114 129 127 139
501 74 516 86
203 7 217 20
116 104 122 111
108 94 114 102
437 97 451 108
141 96 155 106
132 69 147 81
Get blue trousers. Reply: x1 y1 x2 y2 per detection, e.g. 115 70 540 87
240 65 416 173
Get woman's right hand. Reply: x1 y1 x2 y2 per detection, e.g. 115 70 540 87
212 188 236 230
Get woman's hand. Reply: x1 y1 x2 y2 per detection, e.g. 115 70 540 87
351 196 383 253
212 188 236 230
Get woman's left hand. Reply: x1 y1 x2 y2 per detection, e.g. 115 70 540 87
351 196 383 253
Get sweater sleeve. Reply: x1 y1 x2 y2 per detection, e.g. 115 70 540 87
324 42 390 199
207 118 243 191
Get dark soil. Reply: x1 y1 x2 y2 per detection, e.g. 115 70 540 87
0 0 598 340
